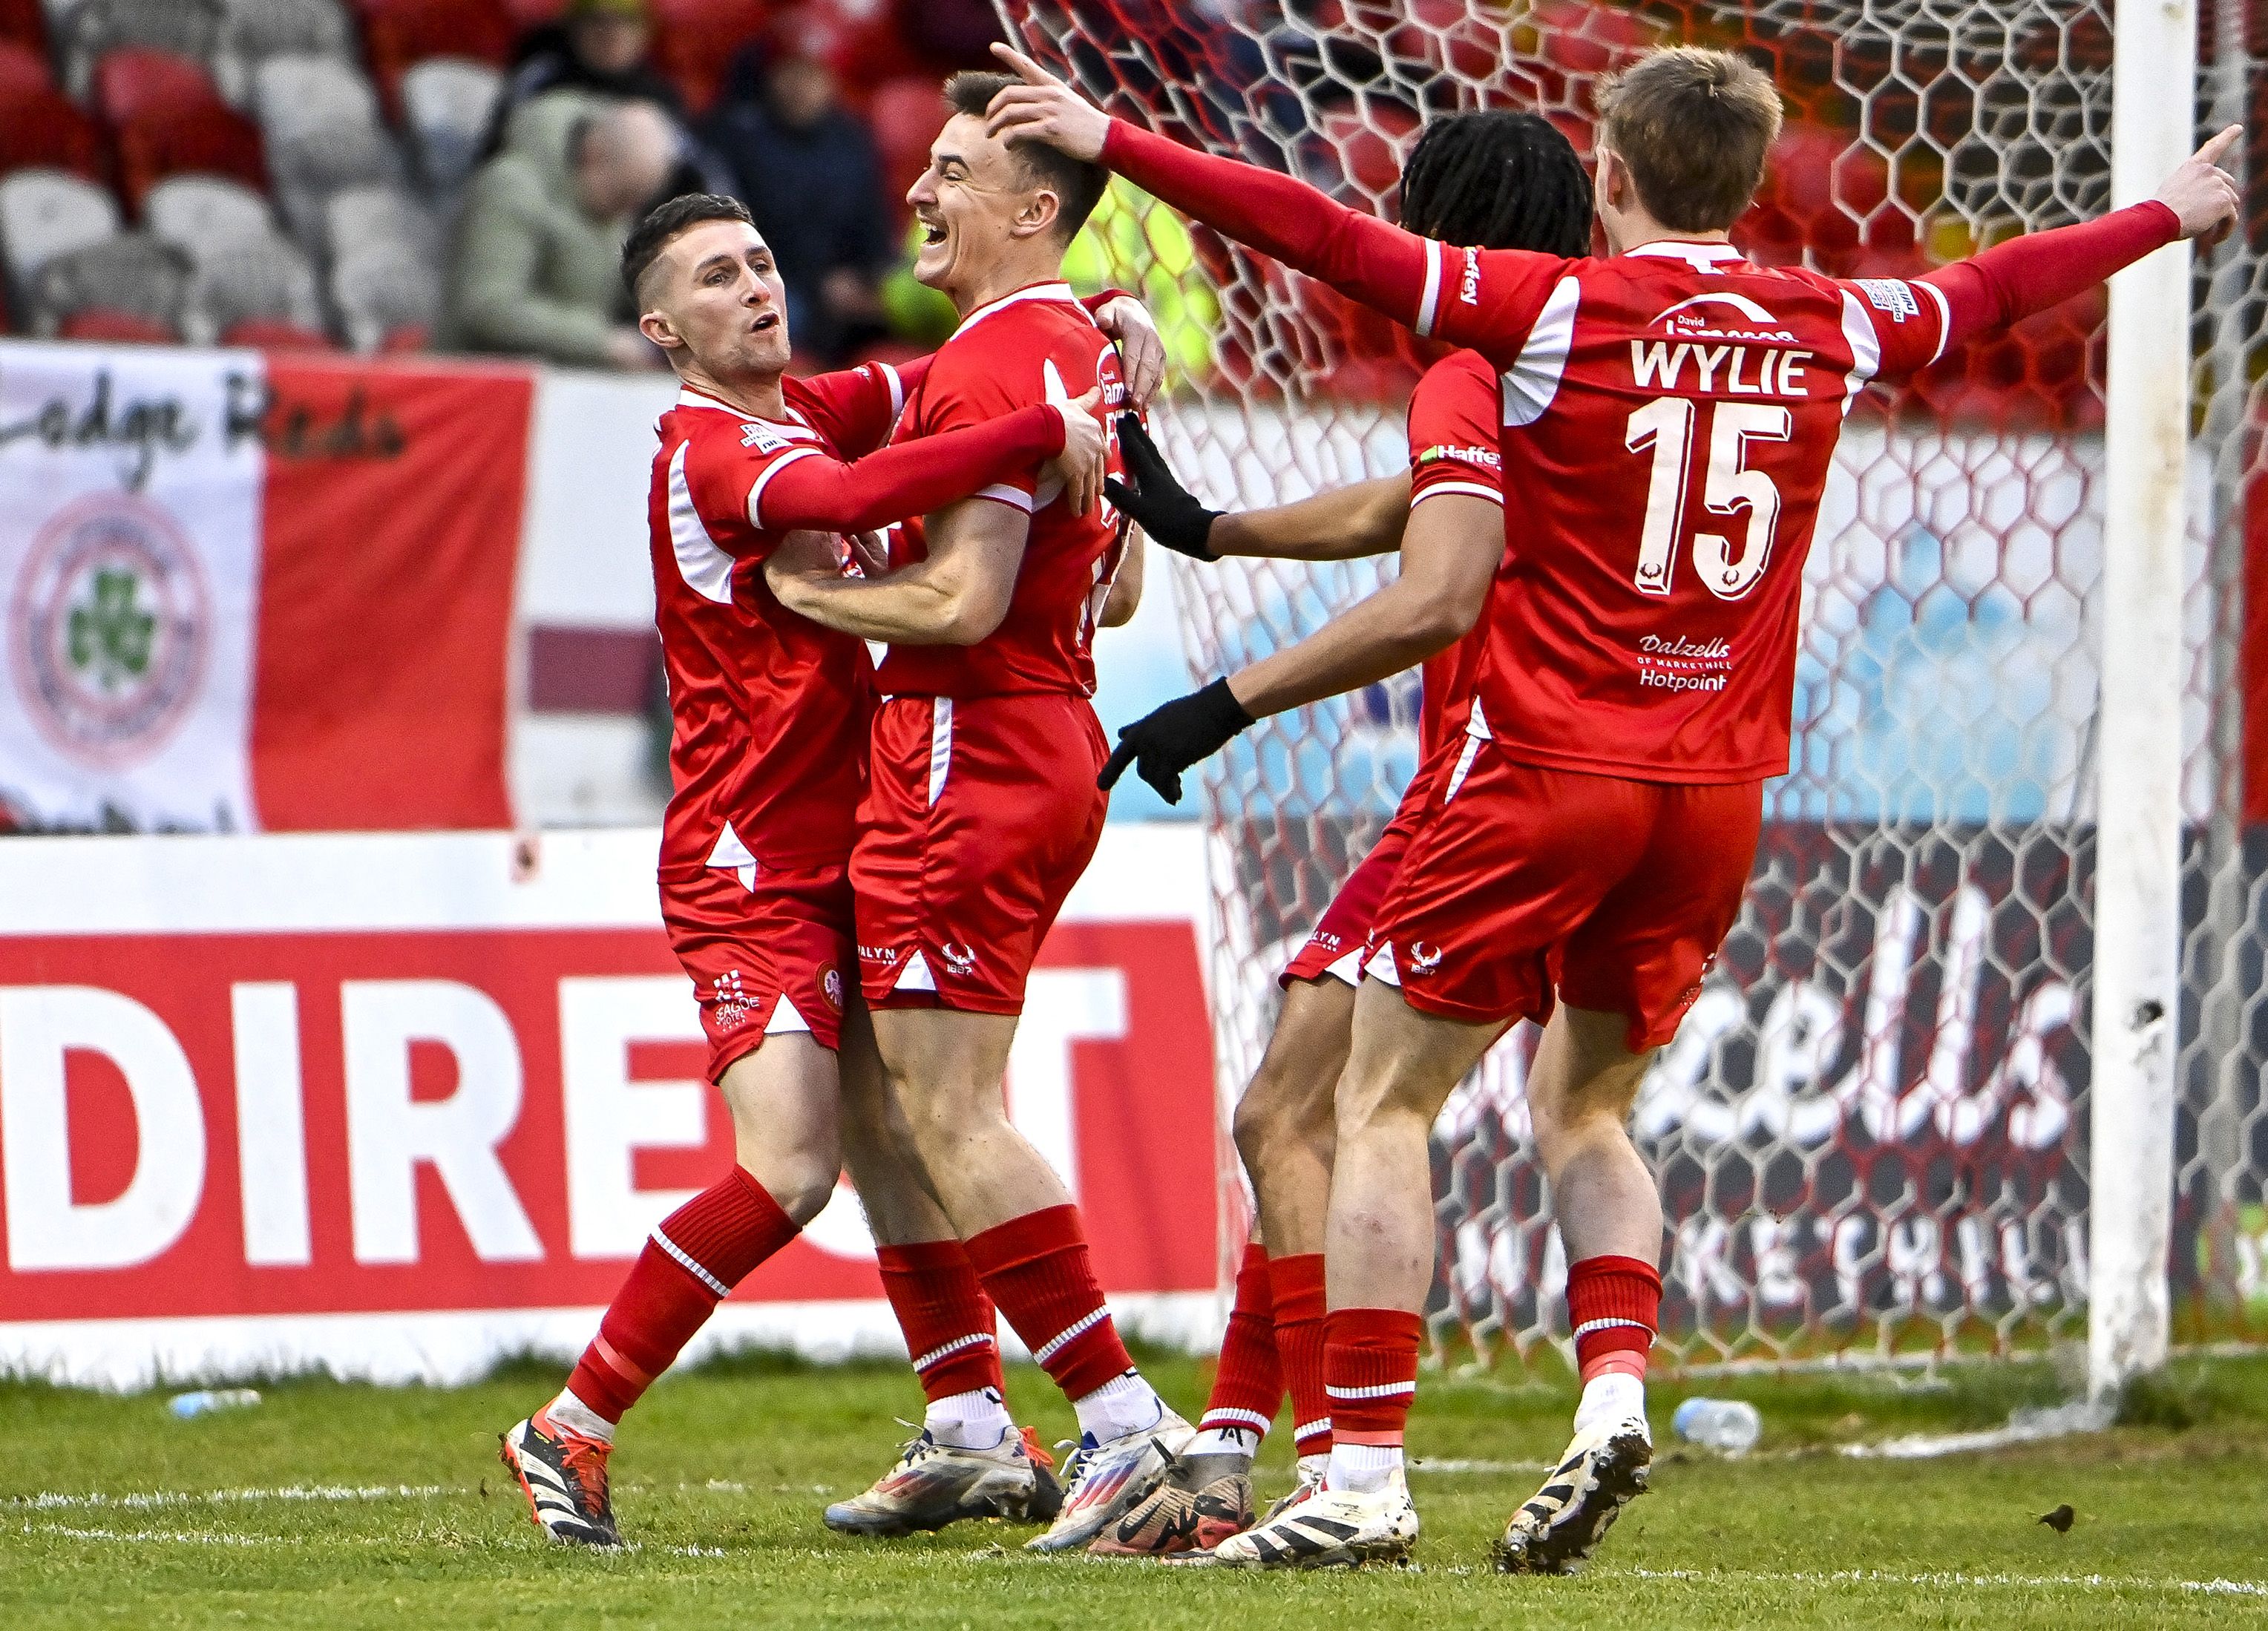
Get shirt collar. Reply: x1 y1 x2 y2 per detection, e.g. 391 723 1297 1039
1624 240 1747 268
954 280 1081 335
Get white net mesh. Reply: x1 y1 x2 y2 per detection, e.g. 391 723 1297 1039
1004 0 2268 1368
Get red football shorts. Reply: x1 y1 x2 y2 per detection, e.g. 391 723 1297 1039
1278 769 1431 989
659 862 854 1078
1369 739 1763 1050
853 692 1108 1016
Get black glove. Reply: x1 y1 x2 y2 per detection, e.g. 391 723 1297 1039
1098 677 1255 804
1103 411 1222 561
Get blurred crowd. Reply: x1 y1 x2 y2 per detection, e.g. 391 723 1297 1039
0 0 1009 371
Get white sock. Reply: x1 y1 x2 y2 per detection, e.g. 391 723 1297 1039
1325 1440 1401 1494
1573 1371 1648 1437
1294 1451 1329 1488
546 1388 615 1445
1187 1425 1259 1459
925 1386 1014 1450
1072 1371 1166 1443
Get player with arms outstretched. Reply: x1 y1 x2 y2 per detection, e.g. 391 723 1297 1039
765 73 1187 1555
497 191 1136 1548
991 42 2241 1570
1090 110 1596 1558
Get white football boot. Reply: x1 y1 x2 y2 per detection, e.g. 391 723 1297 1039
1024 1408 1194 1553
1493 1415 1651 1574
1202 1465 1419 1569
1254 1452 1328 1525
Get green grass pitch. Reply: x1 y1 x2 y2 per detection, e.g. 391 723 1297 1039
5 1346 2267 1629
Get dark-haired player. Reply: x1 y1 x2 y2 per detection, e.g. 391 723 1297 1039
497 191 1149 1548
1089 109 1596 1559
765 70 1180 1555
992 43 2239 1570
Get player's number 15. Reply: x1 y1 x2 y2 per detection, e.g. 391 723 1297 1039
1625 397 1793 601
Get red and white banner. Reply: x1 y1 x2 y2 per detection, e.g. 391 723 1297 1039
0 824 1220 1388
0 341 525 833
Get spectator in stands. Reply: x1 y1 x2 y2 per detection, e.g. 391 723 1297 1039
705 30 894 366
446 94 677 369
488 0 729 195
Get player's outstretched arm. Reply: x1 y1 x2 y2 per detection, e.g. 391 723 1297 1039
1099 490 1500 803
1105 411 1411 562
986 45 1441 338
767 495 1029 646
761 386 1107 536
1913 125 2242 364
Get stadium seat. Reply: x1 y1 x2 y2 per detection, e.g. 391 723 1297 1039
0 0 45 51
56 0 224 99
144 174 276 261
252 53 404 240
213 0 356 104
183 228 324 344
649 0 768 116
322 183 436 264
0 168 121 292
0 34 47 96
329 240 436 351
94 45 269 209
399 56 502 195
787 0 924 107
26 230 190 338
219 314 335 348
868 73 942 218
350 0 511 119
0 76 108 181
499 0 565 27
56 306 178 341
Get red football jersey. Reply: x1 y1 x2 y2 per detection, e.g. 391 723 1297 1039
1403 348 1505 767
649 361 909 878
874 281 1129 699
1415 240 1948 782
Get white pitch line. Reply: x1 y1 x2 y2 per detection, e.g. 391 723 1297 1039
5 1483 452 1513
1633 1567 2268 1598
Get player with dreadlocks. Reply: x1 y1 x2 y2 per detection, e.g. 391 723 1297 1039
1084 108 1596 1559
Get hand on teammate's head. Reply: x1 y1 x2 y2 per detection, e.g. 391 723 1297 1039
984 43 1111 162
2157 124 2244 245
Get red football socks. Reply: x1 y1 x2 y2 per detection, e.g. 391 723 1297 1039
876 1238 1003 1402
565 1168 799 1423
1199 1242 1284 1439
1567 1254 1662 1384
1323 1307 1423 1445
964 1203 1134 1402
1268 1252 1331 1454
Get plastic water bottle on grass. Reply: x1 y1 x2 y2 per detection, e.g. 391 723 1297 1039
168 1388 262 1420
1671 1397 1761 1455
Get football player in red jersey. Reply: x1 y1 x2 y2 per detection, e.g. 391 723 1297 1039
991 44 2241 1569
764 72 1184 1554
497 191 1141 1549
1087 110 1596 1558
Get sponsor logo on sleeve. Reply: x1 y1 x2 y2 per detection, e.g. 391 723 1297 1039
1415 444 1502 471
1458 246 1481 306
1855 278 1921 322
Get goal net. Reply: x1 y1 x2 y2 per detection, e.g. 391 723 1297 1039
1005 1 2268 1370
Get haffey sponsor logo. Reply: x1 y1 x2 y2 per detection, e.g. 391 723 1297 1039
10 492 209 769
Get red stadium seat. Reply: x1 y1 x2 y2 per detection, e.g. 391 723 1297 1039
350 0 514 120
221 315 337 350
94 47 267 211
57 306 178 343
500 0 566 30
0 36 48 96
0 0 44 51
649 0 769 116
866 73 941 221
779 0 922 110
0 82 107 183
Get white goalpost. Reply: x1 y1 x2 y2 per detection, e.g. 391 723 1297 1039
1006 0 2265 1387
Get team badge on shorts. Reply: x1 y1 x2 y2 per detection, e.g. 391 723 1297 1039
820 965 843 1011
940 942 978 978
1406 942 1445 976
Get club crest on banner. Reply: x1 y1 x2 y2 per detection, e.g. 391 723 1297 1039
9 490 209 769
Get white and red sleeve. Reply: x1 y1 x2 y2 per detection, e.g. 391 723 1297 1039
1406 350 1504 511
